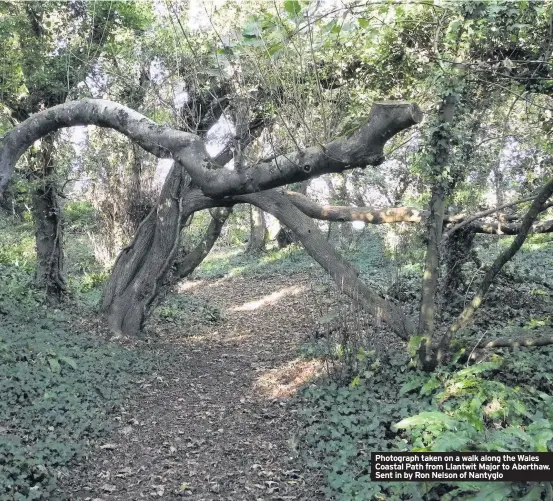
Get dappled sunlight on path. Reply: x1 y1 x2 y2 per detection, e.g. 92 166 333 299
62 270 325 500
230 285 307 312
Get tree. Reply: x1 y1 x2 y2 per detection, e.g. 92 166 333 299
0 0 153 297
2 0 553 372
0 98 421 336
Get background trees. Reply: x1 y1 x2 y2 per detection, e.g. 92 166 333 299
3 0 553 362
2 0 553 499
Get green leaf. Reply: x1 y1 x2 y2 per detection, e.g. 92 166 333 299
469 483 513 501
392 411 457 431
399 377 424 396
420 376 442 396
48 357 60 374
431 431 472 452
283 0 301 18
58 355 77 370
527 419 553 451
358 18 369 29
520 485 545 501
242 20 261 37
407 335 424 357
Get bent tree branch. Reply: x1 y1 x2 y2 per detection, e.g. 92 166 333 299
237 190 416 340
285 191 553 234
174 208 232 279
0 99 422 197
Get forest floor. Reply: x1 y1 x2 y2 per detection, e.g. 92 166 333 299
61 270 330 500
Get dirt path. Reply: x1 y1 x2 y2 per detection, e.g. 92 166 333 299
63 272 326 500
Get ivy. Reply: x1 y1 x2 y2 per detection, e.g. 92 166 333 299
0 315 153 499
298 350 553 500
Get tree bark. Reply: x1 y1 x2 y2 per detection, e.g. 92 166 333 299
246 205 267 254
100 166 220 337
0 99 422 197
441 226 476 306
31 135 66 299
418 186 446 339
417 94 456 370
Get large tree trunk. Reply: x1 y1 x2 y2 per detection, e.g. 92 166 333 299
100 164 217 336
442 225 476 307
418 184 446 363
246 205 267 254
31 135 66 299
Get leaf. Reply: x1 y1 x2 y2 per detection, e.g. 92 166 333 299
527 419 553 451
454 361 501 379
283 0 301 18
242 20 261 38
358 18 369 29
398 377 424 396
58 355 77 370
431 431 473 452
420 376 441 396
99 443 118 450
407 335 424 357
392 411 457 431
469 483 513 501
520 485 545 501
48 357 60 374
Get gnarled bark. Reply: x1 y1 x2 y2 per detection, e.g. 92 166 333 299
99 167 220 336
0 99 422 197
31 135 66 299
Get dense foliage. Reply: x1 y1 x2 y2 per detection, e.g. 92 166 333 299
2 0 553 498
298 348 553 500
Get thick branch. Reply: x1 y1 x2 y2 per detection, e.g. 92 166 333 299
0 99 196 192
0 99 422 197
477 330 553 349
443 195 539 238
470 219 553 235
286 191 553 234
285 191 426 223
175 208 231 278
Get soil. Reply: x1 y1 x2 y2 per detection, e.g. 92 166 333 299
60 271 329 501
